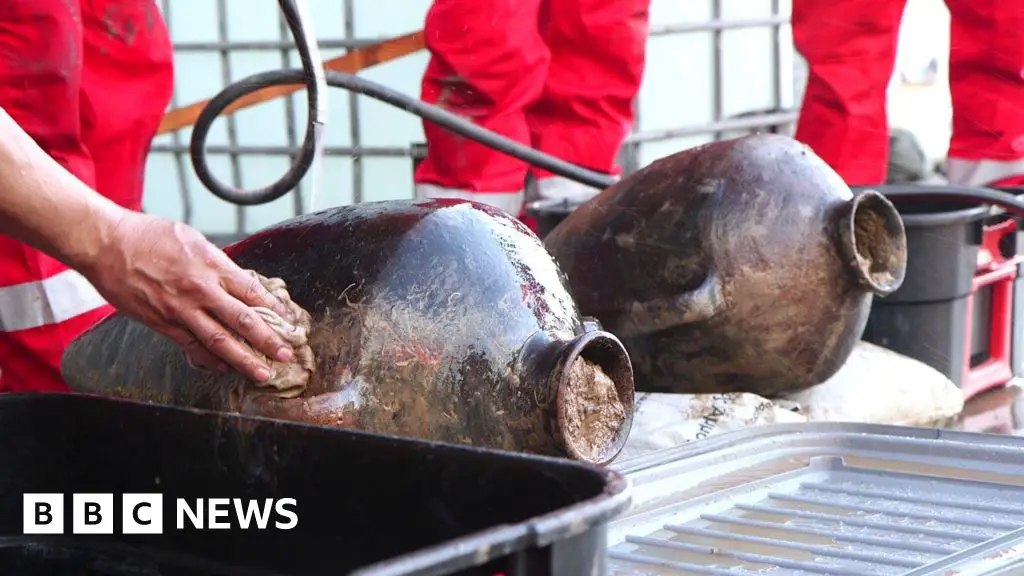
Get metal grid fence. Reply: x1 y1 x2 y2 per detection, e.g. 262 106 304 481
153 0 796 240
624 4 795 163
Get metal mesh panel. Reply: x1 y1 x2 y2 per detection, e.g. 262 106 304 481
148 0 794 240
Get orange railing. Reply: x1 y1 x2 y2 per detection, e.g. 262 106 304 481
156 31 425 136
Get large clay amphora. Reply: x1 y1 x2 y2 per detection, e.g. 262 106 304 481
62 199 635 465
543 134 908 397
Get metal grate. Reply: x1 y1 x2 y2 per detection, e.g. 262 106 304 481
609 456 1024 575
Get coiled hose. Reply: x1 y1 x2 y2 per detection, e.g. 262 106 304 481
191 0 327 206
191 0 1024 217
190 0 614 206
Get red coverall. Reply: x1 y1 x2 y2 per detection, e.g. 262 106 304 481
413 0 650 216
0 0 174 392
793 0 1024 187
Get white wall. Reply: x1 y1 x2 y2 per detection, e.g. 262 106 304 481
145 0 798 235
145 0 434 235
889 0 953 167
637 0 796 165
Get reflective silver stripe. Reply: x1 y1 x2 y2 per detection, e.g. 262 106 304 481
414 183 525 215
946 157 1024 187
534 175 610 202
0 269 108 332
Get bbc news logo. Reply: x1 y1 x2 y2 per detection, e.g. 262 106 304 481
23 494 298 535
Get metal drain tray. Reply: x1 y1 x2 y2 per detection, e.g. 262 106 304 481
607 423 1024 575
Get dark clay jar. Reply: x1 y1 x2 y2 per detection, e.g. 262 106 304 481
62 199 635 465
543 134 909 398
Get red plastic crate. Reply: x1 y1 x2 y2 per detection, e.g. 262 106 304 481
963 218 1023 399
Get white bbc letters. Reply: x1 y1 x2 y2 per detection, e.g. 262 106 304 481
23 493 298 534
72 494 114 534
23 493 64 534
122 494 164 535
208 498 231 529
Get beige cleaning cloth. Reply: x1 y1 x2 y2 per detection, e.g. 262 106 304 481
245 271 316 398
183 271 316 397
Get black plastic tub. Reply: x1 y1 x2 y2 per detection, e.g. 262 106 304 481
857 186 991 385
862 296 970 385
866 192 989 303
0 393 630 576
524 199 584 239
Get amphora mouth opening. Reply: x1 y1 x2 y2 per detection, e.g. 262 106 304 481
549 328 635 466
840 188 909 296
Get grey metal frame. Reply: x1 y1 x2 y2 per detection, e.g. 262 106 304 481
622 0 794 157
153 1 794 235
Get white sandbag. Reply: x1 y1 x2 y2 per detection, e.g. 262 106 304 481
617 392 806 461
615 341 965 463
783 340 964 427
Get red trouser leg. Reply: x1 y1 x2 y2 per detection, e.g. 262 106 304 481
527 0 649 197
791 0 907 186
80 0 174 212
944 0 1024 187
0 0 173 393
414 0 548 214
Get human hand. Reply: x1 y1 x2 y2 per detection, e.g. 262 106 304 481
80 210 295 382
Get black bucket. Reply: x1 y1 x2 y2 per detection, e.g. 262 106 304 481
859 186 991 385
525 198 586 239
872 195 989 304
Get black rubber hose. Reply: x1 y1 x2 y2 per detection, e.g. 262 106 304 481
190 0 327 206
191 69 619 204
857 184 1024 218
